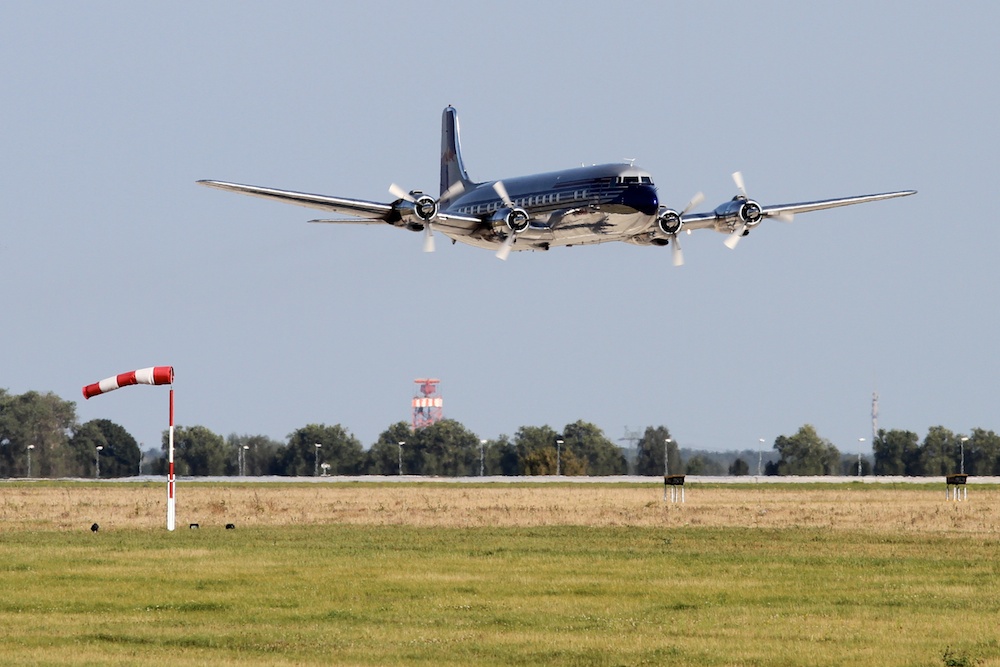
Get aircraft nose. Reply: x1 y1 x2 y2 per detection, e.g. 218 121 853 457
617 184 659 216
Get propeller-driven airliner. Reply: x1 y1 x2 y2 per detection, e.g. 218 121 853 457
199 107 915 264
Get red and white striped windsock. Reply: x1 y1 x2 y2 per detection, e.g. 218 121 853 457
82 366 174 400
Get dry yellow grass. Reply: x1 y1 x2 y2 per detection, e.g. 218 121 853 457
3 481 998 535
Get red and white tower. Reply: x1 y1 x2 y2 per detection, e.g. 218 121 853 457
412 378 443 429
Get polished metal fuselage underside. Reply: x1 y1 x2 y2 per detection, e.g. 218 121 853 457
435 163 661 252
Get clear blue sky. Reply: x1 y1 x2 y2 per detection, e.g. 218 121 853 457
2 2 996 456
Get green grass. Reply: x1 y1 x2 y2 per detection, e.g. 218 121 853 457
1 525 998 666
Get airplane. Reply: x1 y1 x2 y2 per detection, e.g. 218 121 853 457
199 107 915 264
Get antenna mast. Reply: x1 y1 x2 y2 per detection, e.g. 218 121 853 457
872 391 879 443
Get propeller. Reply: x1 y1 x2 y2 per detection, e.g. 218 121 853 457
669 191 704 267
724 172 793 250
388 181 467 253
493 181 520 261
724 172 749 249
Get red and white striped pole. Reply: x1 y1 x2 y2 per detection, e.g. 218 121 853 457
83 366 175 530
167 386 176 531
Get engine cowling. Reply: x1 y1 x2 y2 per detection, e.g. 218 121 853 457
657 209 682 236
491 207 530 236
715 197 763 229
395 191 438 225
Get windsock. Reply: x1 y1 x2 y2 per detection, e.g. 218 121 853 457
83 366 174 399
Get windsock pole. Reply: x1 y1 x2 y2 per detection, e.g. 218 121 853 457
167 387 176 531
81 366 175 530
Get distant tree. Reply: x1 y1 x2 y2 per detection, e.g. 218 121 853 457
561 420 627 475
404 419 480 476
687 455 724 475
363 420 488 476
0 390 77 477
728 458 750 476
141 446 164 475
166 425 228 476
280 424 363 476
67 421 105 477
365 422 412 475
484 436 520 476
920 426 959 476
226 433 283 476
685 455 707 475
520 446 585 476
514 425 585 475
70 419 140 477
964 428 1000 475
773 425 840 475
839 454 871 476
872 429 921 475
635 426 682 476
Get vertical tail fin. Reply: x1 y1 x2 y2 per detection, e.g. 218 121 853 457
440 106 473 197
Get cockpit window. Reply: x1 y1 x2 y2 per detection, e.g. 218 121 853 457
616 175 654 185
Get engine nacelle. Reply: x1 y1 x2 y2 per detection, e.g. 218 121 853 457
656 209 682 236
491 207 530 236
396 191 438 224
714 197 763 229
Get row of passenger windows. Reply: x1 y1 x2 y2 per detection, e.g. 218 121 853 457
457 190 583 216
454 176 652 216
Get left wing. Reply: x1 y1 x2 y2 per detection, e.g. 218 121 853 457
759 190 917 219
680 189 917 230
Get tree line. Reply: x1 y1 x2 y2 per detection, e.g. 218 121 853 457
1 389 997 478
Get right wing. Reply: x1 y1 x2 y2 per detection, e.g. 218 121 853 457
197 180 395 222
197 180 485 235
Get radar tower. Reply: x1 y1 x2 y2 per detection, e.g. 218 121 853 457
412 378 443 429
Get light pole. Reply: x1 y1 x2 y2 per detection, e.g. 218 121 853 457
314 443 322 476
960 436 968 475
480 439 486 477
241 445 249 476
858 438 866 476
398 441 405 475
757 438 765 477
95 445 103 478
556 439 564 476
664 438 672 476
27 444 35 478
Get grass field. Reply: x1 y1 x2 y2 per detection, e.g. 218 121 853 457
1 481 998 666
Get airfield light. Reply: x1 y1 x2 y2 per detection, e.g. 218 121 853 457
314 443 322 477
480 439 487 477
27 444 35 478
242 445 250 476
95 445 103 478
664 438 672 477
758 438 765 477
858 438 866 477
960 436 969 475
556 439 564 476
398 441 405 476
